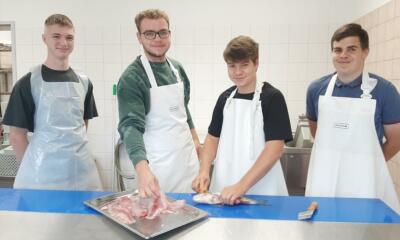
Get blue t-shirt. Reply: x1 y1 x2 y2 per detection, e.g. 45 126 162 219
306 72 400 145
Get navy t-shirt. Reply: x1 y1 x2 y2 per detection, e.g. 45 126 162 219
306 72 400 144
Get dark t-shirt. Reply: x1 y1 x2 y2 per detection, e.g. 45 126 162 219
208 82 293 142
2 65 98 132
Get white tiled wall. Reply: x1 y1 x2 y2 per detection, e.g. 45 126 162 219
356 0 400 198
0 0 390 190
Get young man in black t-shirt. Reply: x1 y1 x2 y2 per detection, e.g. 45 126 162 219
192 36 292 204
2 14 102 190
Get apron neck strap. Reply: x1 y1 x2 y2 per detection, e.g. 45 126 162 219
252 81 262 104
325 74 337 97
226 81 262 106
140 55 182 88
325 71 377 99
166 59 182 83
360 72 377 99
30 64 43 80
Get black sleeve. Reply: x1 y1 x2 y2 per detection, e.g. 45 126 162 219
208 87 234 137
2 73 35 132
262 90 293 142
83 80 98 119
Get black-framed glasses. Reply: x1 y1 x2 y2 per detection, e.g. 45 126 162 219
141 30 171 40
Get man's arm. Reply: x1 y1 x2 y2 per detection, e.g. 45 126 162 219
306 79 319 139
220 140 284 205
83 80 98 120
192 134 219 193
9 127 29 161
135 160 160 197
83 80 97 132
117 65 160 197
308 120 317 138
383 123 400 161
190 128 202 158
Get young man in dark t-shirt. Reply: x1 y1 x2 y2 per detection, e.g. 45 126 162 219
3 66 98 133
192 36 292 204
2 14 102 191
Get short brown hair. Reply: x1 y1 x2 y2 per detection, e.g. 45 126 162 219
331 23 369 50
135 9 169 32
223 36 259 63
44 14 74 28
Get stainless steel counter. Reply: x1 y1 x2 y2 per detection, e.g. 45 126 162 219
1 189 399 239
1 211 399 240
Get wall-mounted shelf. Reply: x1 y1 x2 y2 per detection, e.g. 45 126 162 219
0 43 11 52
0 67 12 97
0 68 12 73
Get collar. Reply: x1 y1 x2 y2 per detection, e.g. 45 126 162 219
335 73 363 88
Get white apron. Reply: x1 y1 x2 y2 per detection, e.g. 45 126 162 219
209 82 288 196
140 55 199 193
14 65 103 191
305 72 400 214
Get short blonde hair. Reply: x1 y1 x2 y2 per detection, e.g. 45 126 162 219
223 36 259 63
45 14 74 28
134 9 169 32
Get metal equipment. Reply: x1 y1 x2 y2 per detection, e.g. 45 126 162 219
114 139 137 191
0 145 19 187
280 115 313 196
85 190 208 239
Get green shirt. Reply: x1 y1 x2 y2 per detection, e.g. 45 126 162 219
117 56 194 166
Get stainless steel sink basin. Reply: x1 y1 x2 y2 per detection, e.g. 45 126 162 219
280 115 314 196
283 146 311 154
281 142 312 196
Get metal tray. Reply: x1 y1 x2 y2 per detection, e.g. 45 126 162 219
84 190 208 239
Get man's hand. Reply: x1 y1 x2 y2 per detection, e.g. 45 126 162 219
135 160 160 198
192 171 210 193
220 183 246 205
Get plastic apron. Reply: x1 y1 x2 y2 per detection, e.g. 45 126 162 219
305 72 400 214
14 65 103 191
140 55 199 193
209 82 288 196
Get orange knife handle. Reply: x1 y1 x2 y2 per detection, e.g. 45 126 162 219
308 201 318 211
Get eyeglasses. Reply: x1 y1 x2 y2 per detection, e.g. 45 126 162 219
141 30 171 40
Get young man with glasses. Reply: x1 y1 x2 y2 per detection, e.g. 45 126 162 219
117 9 200 197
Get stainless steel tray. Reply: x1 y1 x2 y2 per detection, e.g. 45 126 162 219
84 190 208 239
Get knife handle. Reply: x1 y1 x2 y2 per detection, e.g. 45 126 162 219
308 201 318 211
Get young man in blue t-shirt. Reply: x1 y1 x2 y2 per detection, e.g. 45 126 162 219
305 23 400 213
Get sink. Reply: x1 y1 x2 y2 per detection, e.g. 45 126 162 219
280 115 313 196
281 142 312 196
